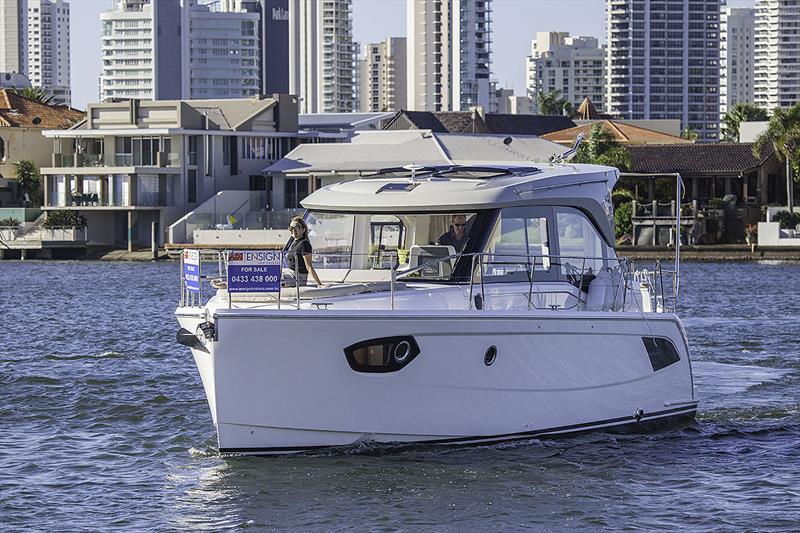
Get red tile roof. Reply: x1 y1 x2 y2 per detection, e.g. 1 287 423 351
0 89 84 129
542 119 690 145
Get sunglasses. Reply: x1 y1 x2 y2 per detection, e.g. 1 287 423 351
288 225 303 231
454 223 467 228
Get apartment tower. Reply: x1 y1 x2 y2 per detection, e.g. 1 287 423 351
27 0 71 105
720 7 756 116
606 0 721 140
754 0 800 110
0 0 27 75
289 0 356 113
526 32 606 114
407 0 492 112
100 0 261 101
358 37 407 112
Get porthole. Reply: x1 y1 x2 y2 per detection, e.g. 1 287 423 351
484 345 497 366
393 340 411 363
344 336 420 373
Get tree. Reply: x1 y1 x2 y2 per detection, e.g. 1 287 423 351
13 160 41 206
753 103 800 214
573 123 632 171
721 103 768 142
10 86 54 105
537 89 571 116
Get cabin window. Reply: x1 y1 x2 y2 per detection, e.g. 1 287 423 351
305 211 355 269
344 336 420 373
555 207 608 274
642 337 680 371
300 211 480 276
483 206 552 282
0 136 6 160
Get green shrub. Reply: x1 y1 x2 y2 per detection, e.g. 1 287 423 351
614 201 633 239
612 188 635 205
708 197 726 209
43 210 87 228
772 210 800 229
0 217 21 227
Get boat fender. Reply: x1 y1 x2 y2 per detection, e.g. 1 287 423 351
609 267 625 311
634 408 644 422
586 268 612 311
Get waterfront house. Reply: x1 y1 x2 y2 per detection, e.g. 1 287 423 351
0 89 83 210
40 95 299 249
623 143 782 244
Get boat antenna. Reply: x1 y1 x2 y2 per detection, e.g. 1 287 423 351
549 133 585 165
403 163 426 182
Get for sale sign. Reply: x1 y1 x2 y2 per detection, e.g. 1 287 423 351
183 249 201 292
227 250 282 293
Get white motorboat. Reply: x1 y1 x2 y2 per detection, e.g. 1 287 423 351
176 162 697 455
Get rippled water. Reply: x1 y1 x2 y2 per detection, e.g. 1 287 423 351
1 261 799 530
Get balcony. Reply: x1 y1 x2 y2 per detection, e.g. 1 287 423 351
45 174 175 209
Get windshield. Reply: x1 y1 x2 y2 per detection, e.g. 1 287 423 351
293 211 484 281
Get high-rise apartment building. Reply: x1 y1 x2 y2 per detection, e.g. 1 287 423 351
0 0 27 75
100 0 261 101
754 0 800 110
0 0 71 105
27 0 71 105
407 0 492 112
222 0 289 95
186 3 261 99
526 32 605 114
357 37 406 113
289 0 356 113
606 0 721 141
720 7 756 117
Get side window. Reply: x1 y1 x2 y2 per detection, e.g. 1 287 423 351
0 136 5 160
483 207 552 282
555 207 607 274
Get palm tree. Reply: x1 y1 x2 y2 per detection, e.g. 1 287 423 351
753 104 800 214
13 160 40 206
721 103 768 142
537 89 571 116
10 86 55 105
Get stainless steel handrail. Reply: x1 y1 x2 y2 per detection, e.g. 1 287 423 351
179 248 668 313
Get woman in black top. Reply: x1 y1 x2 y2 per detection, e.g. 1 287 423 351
286 217 325 287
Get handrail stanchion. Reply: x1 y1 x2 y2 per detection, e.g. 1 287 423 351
480 253 486 309
527 255 535 311
468 253 476 310
675 173 682 309
225 250 232 310
198 253 203 308
180 251 185 307
294 251 301 310
390 264 396 310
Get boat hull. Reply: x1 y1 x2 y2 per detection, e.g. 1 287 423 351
177 310 696 455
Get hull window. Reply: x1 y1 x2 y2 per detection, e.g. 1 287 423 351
344 336 420 373
642 337 681 371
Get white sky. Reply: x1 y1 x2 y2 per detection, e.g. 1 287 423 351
67 0 754 111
